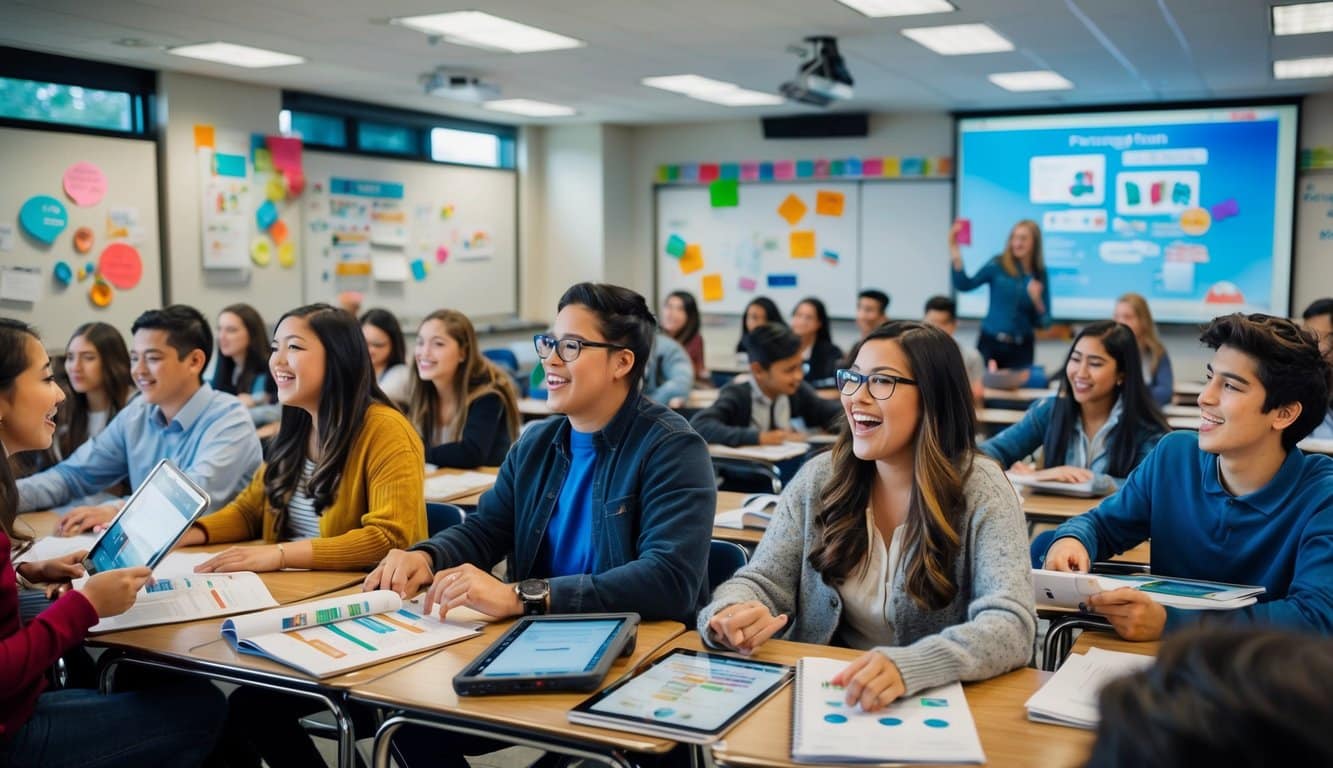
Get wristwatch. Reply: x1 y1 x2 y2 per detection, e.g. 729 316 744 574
515 578 550 615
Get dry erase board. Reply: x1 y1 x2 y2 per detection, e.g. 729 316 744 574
859 181 954 319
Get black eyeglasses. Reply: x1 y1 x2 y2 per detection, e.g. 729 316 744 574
533 334 628 363
836 368 918 401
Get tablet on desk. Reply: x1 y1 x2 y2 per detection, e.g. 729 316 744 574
453 613 640 695
82 459 209 575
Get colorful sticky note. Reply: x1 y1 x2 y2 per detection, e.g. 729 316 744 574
656 165 671 183
828 159 844 177
411 259 428 281
284 168 306 196
796 160 815 178
335 261 372 277
935 157 954 175
698 164 720 183
740 162 760 182
265 136 303 174
921 158 932 176
738 276 758 292
1210 198 1239 221
759 162 775 181
19 195 68 244
863 157 884 176
701 273 724 302
89 280 112 308
269 219 289 246
53 261 73 286
777 194 807 226
98 243 142 289
815 190 845 217
665 234 687 258
845 158 863 176
790 231 815 259
680 244 704 274
680 164 698 183
193 124 215 149
710 179 740 208
436 246 449 264
774 160 795 180
62 162 107 207
250 238 272 267
767 273 797 288
214 153 246 178
256 199 278 231
278 242 296 268
266 176 286 202
719 163 740 180
882 157 901 177
253 148 273 173
822 250 840 265
902 157 924 175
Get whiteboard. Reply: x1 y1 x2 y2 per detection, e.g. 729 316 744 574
859 181 955 319
656 183 861 317
301 151 517 326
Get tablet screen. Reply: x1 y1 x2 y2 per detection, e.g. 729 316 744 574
478 618 625 677
87 462 207 573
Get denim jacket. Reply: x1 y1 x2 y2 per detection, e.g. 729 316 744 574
411 390 716 623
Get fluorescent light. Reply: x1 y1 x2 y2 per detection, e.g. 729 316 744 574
1274 55 1333 78
483 99 577 117
836 0 954 17
1273 2 1333 35
901 23 1014 55
988 70 1074 91
390 11 583 53
693 89 785 106
167 41 304 68
643 74 785 107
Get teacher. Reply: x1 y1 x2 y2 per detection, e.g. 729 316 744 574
949 219 1051 369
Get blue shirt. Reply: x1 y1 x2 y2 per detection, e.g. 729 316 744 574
18 384 263 513
951 256 1051 339
1051 431 1333 633
538 428 598 577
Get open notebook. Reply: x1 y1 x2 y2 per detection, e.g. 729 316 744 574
1025 647 1154 728
424 471 496 502
1033 569 1264 610
714 493 781 530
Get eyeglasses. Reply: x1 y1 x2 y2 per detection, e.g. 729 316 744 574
836 368 918 401
533 334 628 363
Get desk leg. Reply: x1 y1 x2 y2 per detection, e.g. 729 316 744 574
373 714 638 768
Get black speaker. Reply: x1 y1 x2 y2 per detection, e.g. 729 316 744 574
761 112 868 139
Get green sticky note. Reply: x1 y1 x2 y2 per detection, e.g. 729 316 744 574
710 179 739 208
665 234 687 258
254 148 273 173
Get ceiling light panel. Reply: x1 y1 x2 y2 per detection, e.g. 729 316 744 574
901 23 1014 55
166 42 304 68
390 11 583 53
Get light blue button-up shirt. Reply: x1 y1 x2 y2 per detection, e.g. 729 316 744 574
17 383 262 513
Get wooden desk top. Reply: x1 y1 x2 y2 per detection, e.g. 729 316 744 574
425 465 499 506
984 387 1056 403
1020 493 1100 522
349 619 687 754
978 408 1025 426
1069 630 1159 658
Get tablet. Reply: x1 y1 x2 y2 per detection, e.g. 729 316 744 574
568 648 792 744
452 613 640 695
82 459 210 575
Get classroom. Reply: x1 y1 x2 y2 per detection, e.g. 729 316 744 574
3 2 1333 767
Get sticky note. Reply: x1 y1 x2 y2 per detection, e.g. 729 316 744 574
278 242 296 268
98 243 143 289
284 168 306 196
702 273 724 302
193 124 215 149
250 238 272 267
19 195 68 244
790 231 815 259
436 246 449 264
863 157 883 176
777 194 807 226
411 259 428 281
710 179 739 208
719 164 739 180
335 261 372 277
655 165 672 183
256 200 278 231
269 219 289 246
740 162 759 181
680 164 698 183
738 276 757 292
828 159 844 177
699 164 720 182
254 148 273 173
822 250 840 265
62 162 107 207
882 157 901 177
758 162 775 181
680 244 704 274
774 160 795 180
935 157 954 175
265 136 303 173
767 273 797 288
214 153 246 178
796 160 815 178
902 157 924 176
665 234 687 258
266 176 287 202
845 158 862 176
815 190 845 217
1210 198 1239 221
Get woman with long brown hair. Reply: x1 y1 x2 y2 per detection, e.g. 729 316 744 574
1113 292 1174 406
409 309 519 468
949 218 1051 370
700 321 1034 711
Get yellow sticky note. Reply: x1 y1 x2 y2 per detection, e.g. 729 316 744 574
680 244 704 274
277 242 296 268
250 238 271 267
777 194 807 227
266 176 286 202
815 190 845 217
335 261 372 277
790 231 815 259
882 157 901 177
193 124 215 149
701 273 724 302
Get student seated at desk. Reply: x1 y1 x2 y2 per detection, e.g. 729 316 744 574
0 318 225 767
210 303 278 409
25 305 262 533
643 331 695 407
792 297 843 387
735 296 786 354
922 295 984 406
1044 313 1333 640
699 322 1035 710
1302 297 1333 440
661 289 708 384
408 309 519 469
360 307 412 408
1113 293 1174 407
981 320 1169 494
691 323 842 447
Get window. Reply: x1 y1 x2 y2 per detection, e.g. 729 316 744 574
0 79 133 131
431 127 502 167
0 47 154 136
357 121 417 155
280 109 347 148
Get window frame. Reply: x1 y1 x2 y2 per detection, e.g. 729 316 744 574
0 46 155 138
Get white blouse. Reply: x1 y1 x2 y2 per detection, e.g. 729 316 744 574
836 508 903 650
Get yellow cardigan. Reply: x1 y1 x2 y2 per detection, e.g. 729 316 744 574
196 403 427 570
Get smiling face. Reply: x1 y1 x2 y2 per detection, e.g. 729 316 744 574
843 338 920 463
791 302 820 340
270 315 327 415
543 304 633 426
64 333 103 395
1197 345 1296 457
216 311 249 361
415 319 465 386
362 323 394 371
751 352 805 399
660 296 687 336
1065 335 1122 408
0 335 66 454
856 297 886 337
744 303 769 333
1008 223 1034 261
130 329 204 409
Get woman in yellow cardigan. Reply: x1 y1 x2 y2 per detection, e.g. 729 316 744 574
179 302 426 572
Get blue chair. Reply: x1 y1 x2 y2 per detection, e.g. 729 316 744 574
426 502 464 535
708 539 750 593
482 348 519 372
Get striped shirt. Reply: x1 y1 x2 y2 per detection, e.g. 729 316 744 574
285 459 322 540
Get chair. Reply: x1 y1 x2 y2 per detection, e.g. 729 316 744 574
708 539 750 593
482 348 519 372
426 502 465 535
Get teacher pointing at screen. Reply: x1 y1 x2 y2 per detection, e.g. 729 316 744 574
949 219 1051 370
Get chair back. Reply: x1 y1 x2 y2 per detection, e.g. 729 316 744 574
708 539 750 593
426 502 465 535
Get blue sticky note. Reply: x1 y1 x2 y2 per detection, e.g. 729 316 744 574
680 164 699 183
214 153 246 178
846 158 863 176
719 163 740 180
796 160 815 178
665 234 687 258
901 157 924 175
19 195 68 245
767 273 798 288
759 162 774 181
256 199 278 231
411 259 427 281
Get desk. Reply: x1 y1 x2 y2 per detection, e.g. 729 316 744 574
713 491 764 546
979 408 1025 426
353 620 687 768
1069 630 1159 658
1020 495 1149 565
984 387 1056 404
517 397 552 420
425 466 499 506
1174 380 1204 401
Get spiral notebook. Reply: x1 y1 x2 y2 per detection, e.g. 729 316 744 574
791 656 984 764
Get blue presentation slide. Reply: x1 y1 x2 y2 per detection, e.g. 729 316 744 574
956 106 1297 323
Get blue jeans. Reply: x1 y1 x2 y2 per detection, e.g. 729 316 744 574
0 675 225 768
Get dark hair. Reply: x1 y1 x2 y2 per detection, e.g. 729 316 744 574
923 295 957 322
265 304 392 519
808 321 979 610
1303 297 1333 323
131 305 213 380
665 290 701 346
743 323 801 368
858 289 890 315
794 297 834 347
737 297 786 352
1200 313 1331 450
557 283 657 386
1045 321 1169 478
408 309 520 448
61 322 132 457
1088 627 1333 768
359 308 407 374
0 318 41 545
212 304 271 398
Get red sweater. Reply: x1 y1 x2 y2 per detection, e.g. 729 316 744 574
1 531 98 738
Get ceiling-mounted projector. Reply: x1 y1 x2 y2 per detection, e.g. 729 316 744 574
779 36 854 107
422 69 500 102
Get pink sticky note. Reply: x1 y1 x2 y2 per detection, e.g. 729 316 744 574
955 218 972 245
283 168 306 196
740 162 760 181
265 136 303 174
813 159 830 178
63 162 107 207
774 160 795 180
738 276 758 292
436 246 449 264
862 157 883 176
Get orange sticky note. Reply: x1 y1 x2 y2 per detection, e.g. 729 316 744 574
193 124 215 149
790 231 815 259
335 261 372 277
815 190 845 217
269 219 289 246
777 194 807 227
701 273 724 302
680 244 704 274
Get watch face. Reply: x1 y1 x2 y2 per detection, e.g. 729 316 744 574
519 579 548 600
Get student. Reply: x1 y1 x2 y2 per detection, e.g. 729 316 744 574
643 331 695 408
791 297 843 387
922 295 985 405
661 289 708 383
981 320 1168 493
949 219 1051 369
22 305 262 533
855 289 890 337
408 309 519 469
699 321 1035 708
0 318 225 767
210 303 278 408
1088 626 1333 767
691 323 843 446
1113 292 1174 406
1302 297 1333 440
1044 313 1333 640
735 296 786 353
360 307 411 407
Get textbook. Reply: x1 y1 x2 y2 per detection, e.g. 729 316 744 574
1006 472 1109 499
791 656 984 764
1032 569 1264 611
714 494 781 530
424 471 496 502
76 559 279 633
221 590 482 678
1025 647 1154 729
709 441 811 463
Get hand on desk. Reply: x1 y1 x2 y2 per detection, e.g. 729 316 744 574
194 545 282 573
56 504 118 535
758 429 804 446
363 549 435 598
1033 465 1094 484
832 651 906 712
707 601 789 655
1086 588 1166 641
423 563 521 621
1042 537 1091 572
